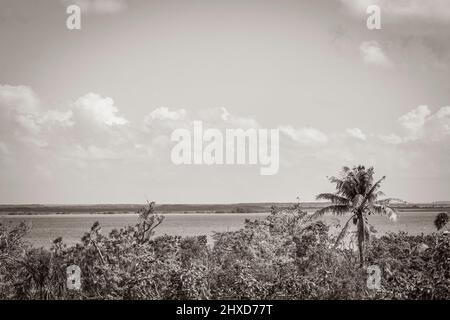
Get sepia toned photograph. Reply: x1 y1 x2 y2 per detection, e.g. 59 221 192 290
0 0 449 308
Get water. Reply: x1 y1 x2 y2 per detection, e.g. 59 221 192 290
0 211 439 248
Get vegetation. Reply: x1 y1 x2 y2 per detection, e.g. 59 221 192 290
1 166 449 300
313 166 400 266
231 207 251 213
1 201 449 300
434 212 449 231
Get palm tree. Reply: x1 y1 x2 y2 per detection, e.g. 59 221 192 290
313 165 399 267
434 212 449 231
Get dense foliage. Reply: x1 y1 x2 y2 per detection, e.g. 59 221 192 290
0 203 449 300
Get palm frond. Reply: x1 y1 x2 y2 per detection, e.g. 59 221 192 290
316 193 350 205
360 176 386 207
312 205 351 219
367 176 385 197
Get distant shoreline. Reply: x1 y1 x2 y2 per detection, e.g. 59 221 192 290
0 203 449 216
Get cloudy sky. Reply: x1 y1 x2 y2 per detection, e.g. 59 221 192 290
0 0 449 204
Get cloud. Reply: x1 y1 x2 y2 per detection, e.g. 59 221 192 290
435 106 450 119
346 128 367 141
0 84 40 133
1 84 449 204
342 1 450 69
0 84 40 114
279 125 328 146
61 0 127 15
420 106 450 142
144 106 260 132
359 41 393 67
40 110 74 128
377 105 450 143
73 93 128 126
398 105 431 138
145 107 187 121
281 105 450 195
202 107 259 128
2 85 447 156
0 85 46 144
143 107 189 134
0 85 138 165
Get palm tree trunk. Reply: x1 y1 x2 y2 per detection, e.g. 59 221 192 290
357 213 365 267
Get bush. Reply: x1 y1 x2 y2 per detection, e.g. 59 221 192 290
367 232 450 299
0 203 448 300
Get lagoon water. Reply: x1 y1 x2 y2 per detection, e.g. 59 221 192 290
0 211 439 248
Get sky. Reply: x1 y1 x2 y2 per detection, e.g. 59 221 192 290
0 0 449 204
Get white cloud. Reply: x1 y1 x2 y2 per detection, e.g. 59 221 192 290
389 105 450 142
16 114 41 135
342 1 450 70
40 110 74 128
215 107 259 129
146 107 187 121
203 107 258 128
359 41 393 68
61 0 127 15
346 128 367 141
0 85 69 148
0 84 40 114
435 106 450 119
279 125 328 146
73 93 128 126
0 85 139 166
1 83 449 204
422 106 450 141
142 106 260 144
0 85 42 139
398 105 431 138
